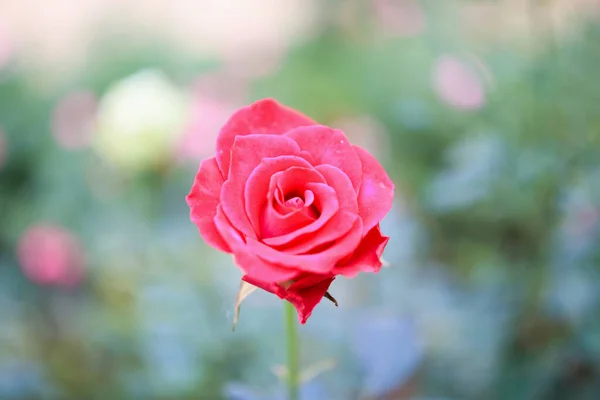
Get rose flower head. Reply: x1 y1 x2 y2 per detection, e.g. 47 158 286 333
186 99 394 324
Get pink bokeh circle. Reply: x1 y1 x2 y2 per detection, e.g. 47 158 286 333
433 55 486 110
51 91 98 150
17 224 85 288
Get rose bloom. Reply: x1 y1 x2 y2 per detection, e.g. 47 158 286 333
187 99 394 323
17 224 85 287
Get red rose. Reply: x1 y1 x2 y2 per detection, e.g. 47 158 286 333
187 99 394 323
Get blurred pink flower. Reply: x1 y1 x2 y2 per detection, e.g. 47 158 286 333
373 0 426 37
51 91 98 150
17 224 85 288
0 127 6 170
433 55 486 110
176 73 247 164
176 95 237 163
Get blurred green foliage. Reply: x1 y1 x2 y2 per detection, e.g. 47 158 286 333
1 2 600 399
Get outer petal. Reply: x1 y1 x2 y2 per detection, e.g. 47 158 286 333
215 206 300 283
315 165 359 213
354 145 395 234
235 251 300 283
285 126 363 192
334 224 389 278
216 99 315 176
247 218 363 274
186 157 230 252
214 205 246 252
221 134 301 238
242 274 335 324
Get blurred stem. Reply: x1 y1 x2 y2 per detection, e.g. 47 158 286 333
284 301 299 400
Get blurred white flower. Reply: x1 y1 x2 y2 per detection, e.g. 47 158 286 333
51 91 97 150
433 55 486 111
94 69 190 172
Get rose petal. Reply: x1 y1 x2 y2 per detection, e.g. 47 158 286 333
262 203 317 238
277 166 326 198
301 190 315 208
247 217 363 274
216 98 315 176
221 134 301 238
244 157 314 235
354 145 394 234
235 251 300 283
273 165 359 254
274 188 316 215
242 274 335 324
285 125 363 192
334 224 389 278
261 166 327 238
214 205 246 252
214 205 301 282
186 157 230 252
262 183 339 247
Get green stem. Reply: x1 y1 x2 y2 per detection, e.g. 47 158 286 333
284 301 299 400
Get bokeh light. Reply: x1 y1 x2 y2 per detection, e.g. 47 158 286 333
17 224 85 288
94 69 190 173
51 91 98 150
433 54 486 110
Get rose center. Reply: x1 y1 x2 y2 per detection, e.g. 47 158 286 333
284 196 304 209
274 188 320 220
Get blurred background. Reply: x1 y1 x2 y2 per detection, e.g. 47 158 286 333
1 0 600 399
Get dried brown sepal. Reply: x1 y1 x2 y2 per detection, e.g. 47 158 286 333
232 280 258 331
324 291 338 307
